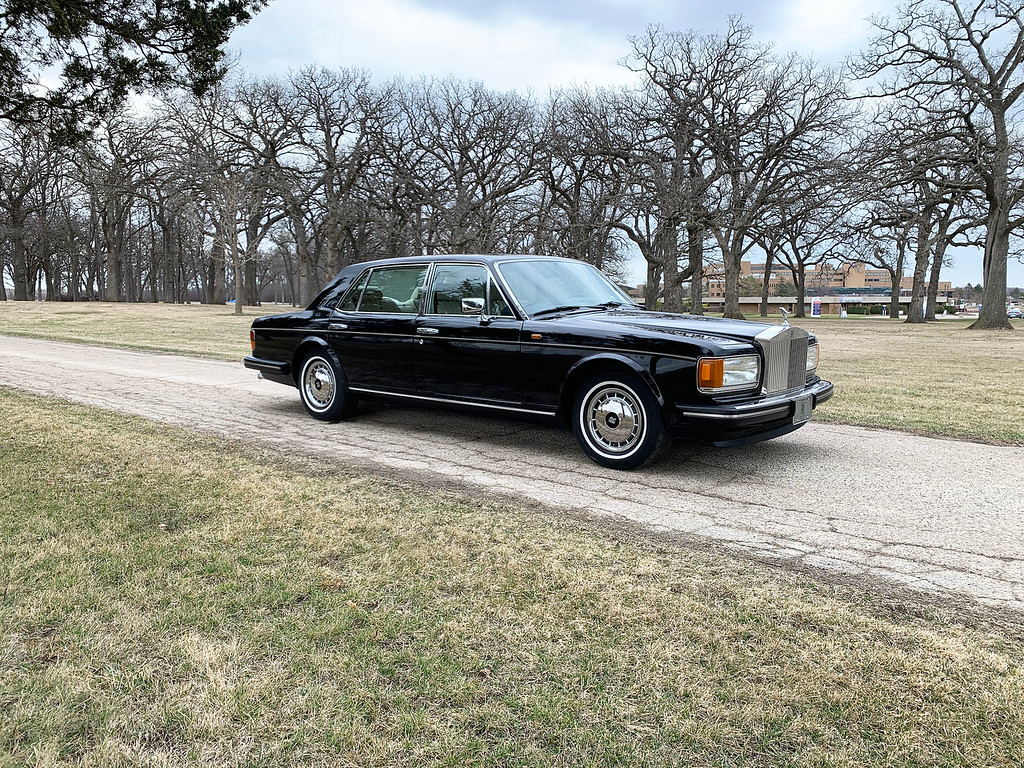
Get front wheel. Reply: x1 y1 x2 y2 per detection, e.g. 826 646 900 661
572 372 670 470
298 350 357 421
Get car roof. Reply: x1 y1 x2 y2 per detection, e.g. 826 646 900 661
342 254 566 272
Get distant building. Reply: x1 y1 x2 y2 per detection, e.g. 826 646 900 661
702 261 952 301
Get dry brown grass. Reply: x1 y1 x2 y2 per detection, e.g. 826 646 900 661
0 301 278 359
798 317 1024 443
2 389 1023 766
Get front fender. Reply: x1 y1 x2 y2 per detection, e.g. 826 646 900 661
560 352 664 413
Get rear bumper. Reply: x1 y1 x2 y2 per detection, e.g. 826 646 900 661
668 379 834 446
243 355 294 387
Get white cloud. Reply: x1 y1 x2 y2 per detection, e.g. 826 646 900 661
230 0 637 93
760 0 888 62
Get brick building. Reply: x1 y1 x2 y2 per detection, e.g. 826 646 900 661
702 260 952 300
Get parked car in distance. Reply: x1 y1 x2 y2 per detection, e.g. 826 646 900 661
1008 307 1023 319
244 255 833 469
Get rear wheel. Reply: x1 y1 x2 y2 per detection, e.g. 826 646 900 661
573 372 670 470
298 350 357 421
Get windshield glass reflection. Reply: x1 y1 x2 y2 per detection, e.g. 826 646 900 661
497 259 637 317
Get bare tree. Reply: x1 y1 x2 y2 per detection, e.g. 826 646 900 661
621 26 724 312
859 0 1024 329
537 89 629 275
755 171 850 318
383 78 540 256
289 67 384 297
0 121 54 299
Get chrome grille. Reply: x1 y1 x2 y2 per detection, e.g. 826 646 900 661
755 326 809 395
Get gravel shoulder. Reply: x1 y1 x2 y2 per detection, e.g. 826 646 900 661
3 334 1023 617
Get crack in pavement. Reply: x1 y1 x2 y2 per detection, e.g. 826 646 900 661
2 335 1023 616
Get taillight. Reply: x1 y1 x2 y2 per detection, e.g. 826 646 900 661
249 329 256 352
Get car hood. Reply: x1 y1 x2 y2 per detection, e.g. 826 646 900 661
544 309 782 346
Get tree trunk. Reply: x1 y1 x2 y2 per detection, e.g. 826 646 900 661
644 260 661 310
11 233 30 300
685 224 703 315
970 115 1012 330
887 240 906 319
925 211 952 321
905 214 931 324
759 250 775 318
690 267 704 316
659 237 684 315
721 230 745 319
970 198 1013 330
794 271 807 318
231 237 244 316
101 204 123 302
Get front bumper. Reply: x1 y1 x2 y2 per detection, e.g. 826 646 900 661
668 379 834 447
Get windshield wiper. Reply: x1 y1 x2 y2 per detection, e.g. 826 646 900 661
532 301 634 318
531 304 590 317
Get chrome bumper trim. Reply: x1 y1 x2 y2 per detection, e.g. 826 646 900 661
676 380 833 422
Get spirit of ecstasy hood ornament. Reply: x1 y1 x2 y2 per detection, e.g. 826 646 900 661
779 307 790 328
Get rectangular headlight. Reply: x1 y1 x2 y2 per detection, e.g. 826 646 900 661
697 354 760 393
806 342 819 375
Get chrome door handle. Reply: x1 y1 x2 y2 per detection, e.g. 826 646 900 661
416 327 439 335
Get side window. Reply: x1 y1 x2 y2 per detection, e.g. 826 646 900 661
488 277 514 317
428 264 488 315
340 265 427 314
338 271 370 312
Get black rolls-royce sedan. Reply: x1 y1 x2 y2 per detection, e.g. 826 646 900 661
244 254 833 469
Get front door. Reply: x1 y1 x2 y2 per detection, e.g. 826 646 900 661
413 263 523 406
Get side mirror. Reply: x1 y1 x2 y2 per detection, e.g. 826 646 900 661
461 298 484 315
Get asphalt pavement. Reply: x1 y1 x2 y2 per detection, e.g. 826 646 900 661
2 335 1022 618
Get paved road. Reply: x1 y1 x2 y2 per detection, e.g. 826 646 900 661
2 335 1023 617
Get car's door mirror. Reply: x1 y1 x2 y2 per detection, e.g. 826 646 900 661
461 298 484 315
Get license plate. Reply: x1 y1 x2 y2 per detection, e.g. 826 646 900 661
793 395 812 425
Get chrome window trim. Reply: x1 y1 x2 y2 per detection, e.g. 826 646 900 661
335 263 430 316
422 261 518 320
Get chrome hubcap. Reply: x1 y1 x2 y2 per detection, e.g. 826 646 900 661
585 385 643 454
303 359 335 410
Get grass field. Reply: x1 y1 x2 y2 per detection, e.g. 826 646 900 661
2 389 1023 767
797 316 1024 444
1 301 1022 443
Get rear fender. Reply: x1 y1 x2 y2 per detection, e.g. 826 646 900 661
291 337 335 384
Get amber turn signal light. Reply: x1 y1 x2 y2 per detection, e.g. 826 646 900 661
697 358 724 389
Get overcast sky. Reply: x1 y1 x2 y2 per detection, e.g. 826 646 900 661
228 0 1024 289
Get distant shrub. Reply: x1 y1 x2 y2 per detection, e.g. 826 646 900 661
868 305 885 315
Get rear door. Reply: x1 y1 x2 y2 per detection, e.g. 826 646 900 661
328 264 428 392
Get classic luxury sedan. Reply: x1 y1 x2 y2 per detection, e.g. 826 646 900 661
244 255 833 469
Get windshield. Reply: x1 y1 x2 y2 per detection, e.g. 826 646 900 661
497 259 638 317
